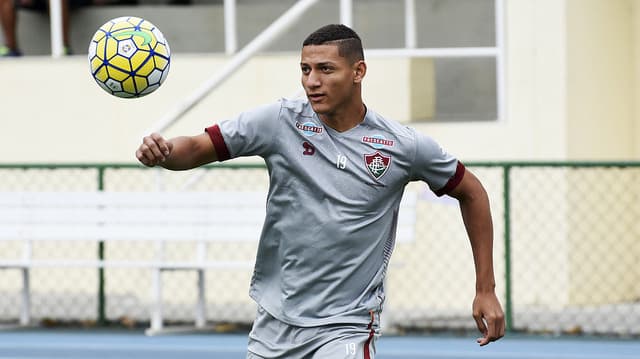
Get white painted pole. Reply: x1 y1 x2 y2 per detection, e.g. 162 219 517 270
224 0 237 55
404 0 416 49
148 0 319 134
340 0 352 27
49 0 64 58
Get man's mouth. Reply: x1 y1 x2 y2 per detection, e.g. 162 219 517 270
308 93 325 102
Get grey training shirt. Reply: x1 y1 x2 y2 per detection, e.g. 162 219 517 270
206 98 464 327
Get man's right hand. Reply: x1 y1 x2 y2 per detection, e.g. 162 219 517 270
136 133 173 167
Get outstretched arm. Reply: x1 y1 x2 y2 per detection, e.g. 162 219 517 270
136 132 218 170
448 168 505 346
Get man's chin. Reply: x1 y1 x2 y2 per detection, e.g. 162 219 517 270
309 103 328 115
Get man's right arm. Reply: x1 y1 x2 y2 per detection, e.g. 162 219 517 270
136 132 218 170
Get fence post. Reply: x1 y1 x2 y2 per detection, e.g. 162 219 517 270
503 164 513 331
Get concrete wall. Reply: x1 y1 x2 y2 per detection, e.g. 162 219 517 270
564 0 640 305
4 1 638 161
5 0 498 122
566 0 635 160
635 1 640 156
0 0 614 163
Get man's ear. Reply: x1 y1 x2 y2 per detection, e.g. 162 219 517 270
353 60 367 83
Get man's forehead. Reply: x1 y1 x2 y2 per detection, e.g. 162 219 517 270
301 44 344 63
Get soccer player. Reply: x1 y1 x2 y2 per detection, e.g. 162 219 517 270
136 24 504 359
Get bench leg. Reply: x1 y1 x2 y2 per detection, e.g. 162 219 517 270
20 267 30 326
195 269 206 329
149 268 163 332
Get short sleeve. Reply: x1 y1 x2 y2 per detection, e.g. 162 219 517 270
410 129 465 196
205 102 282 161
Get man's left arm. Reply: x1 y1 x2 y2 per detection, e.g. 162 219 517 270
447 167 505 346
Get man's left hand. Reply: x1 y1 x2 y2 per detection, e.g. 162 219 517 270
472 291 505 346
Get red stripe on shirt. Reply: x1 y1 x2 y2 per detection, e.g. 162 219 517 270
204 124 231 161
364 311 375 359
434 161 466 197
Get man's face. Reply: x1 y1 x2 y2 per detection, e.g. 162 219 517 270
300 44 359 117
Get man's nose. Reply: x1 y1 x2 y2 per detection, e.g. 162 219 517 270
305 71 320 87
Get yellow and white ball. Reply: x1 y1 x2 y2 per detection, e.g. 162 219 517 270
88 16 171 98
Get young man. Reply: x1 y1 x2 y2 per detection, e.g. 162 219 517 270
136 24 504 358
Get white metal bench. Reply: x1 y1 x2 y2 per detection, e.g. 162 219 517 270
0 190 417 334
0 191 266 334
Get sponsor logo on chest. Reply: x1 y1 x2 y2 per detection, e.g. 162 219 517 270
296 121 323 136
362 134 394 149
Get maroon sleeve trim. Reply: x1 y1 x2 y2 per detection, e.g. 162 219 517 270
204 124 231 161
434 161 466 197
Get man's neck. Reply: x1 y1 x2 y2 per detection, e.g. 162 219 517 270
319 103 367 133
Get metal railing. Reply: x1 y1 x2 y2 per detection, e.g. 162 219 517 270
147 0 321 134
146 0 506 133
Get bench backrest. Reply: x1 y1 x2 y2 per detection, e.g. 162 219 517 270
0 191 417 243
0 191 266 242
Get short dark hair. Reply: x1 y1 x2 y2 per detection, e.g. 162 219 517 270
302 24 364 63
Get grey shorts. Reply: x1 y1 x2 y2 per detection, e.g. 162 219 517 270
246 306 380 359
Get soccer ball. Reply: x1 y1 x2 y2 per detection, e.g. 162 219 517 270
88 16 171 98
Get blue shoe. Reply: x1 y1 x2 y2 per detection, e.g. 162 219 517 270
0 46 23 57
